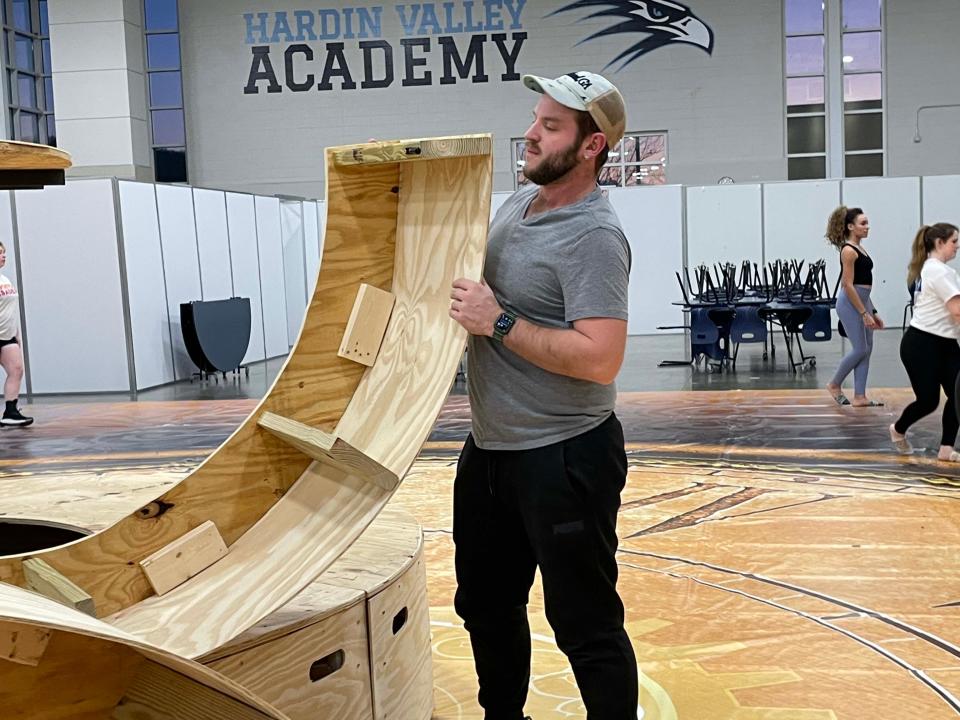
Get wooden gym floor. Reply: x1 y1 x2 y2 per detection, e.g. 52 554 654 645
2 388 960 719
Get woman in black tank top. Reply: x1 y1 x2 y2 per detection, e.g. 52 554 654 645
825 206 885 407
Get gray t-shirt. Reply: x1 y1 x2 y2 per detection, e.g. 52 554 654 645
468 183 631 450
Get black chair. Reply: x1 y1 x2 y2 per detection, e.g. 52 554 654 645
729 306 768 368
794 303 834 368
690 307 730 370
760 302 813 372
801 305 832 343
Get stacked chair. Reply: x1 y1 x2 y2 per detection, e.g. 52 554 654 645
661 258 836 373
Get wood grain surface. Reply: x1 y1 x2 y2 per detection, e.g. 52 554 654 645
0 584 290 719
0 134 491 661
0 140 71 169
206 599 373 720
336 151 491 477
367 551 433 720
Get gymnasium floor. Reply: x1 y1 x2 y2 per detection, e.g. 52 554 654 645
3 329 960 719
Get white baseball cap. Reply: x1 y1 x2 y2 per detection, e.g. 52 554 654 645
522 71 627 150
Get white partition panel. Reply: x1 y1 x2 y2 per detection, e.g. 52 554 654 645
842 177 921 324
118 181 175 390
156 184 202 381
608 186 684 335
763 180 842 290
16 180 129 393
922 175 960 225
280 200 307 346
491 191 512 221
304 201 321 299
686 185 763 269
193 188 233 301
0 191 25 395
226 192 265 365
256 196 288 357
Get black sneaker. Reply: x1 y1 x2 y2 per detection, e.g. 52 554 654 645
1 407 33 426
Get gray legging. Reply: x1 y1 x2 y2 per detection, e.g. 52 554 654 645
831 285 875 396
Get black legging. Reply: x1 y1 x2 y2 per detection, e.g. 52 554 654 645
894 327 960 446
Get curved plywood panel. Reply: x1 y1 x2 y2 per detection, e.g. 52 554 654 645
0 135 491 658
0 140 71 169
0 584 290 719
0 139 72 189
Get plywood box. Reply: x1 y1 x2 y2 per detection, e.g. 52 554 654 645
366 549 433 720
204 585 373 720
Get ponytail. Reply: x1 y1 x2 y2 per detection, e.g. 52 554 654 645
908 222 960 285
826 205 863 249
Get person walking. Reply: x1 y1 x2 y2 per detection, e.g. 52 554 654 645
825 205 885 407
0 240 32 427
890 223 960 461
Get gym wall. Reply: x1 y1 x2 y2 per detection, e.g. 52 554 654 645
179 0 786 197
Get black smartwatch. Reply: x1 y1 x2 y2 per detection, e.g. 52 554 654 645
492 311 517 343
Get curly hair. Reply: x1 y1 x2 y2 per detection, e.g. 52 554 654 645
907 223 960 285
825 206 864 249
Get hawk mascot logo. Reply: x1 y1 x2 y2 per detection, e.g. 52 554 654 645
552 0 714 69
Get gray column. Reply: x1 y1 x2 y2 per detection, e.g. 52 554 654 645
47 0 152 180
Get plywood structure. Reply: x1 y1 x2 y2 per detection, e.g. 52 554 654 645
0 134 492 661
0 139 71 189
0 583 291 719
198 507 429 720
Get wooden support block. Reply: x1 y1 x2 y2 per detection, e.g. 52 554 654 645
0 621 51 667
338 284 395 367
139 521 228 597
331 135 490 166
23 558 96 617
258 412 399 491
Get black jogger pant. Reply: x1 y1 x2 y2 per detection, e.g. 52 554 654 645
453 413 638 720
894 326 960 447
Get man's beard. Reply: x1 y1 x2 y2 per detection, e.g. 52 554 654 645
522 139 580 186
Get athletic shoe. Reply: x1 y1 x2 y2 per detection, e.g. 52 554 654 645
1 407 33 426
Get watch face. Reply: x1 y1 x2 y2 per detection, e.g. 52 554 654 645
495 315 512 331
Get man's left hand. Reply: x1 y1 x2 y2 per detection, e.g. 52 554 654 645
450 278 501 337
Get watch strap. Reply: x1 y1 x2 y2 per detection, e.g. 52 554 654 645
492 311 517 343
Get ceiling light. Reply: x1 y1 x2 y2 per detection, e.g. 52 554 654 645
843 55 854 63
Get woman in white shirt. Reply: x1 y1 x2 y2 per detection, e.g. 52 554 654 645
890 223 960 459
0 241 32 426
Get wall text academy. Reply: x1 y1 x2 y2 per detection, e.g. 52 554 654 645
243 2 528 92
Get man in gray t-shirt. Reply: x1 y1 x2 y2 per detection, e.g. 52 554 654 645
449 71 638 720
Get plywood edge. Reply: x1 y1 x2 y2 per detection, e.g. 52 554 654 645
258 412 399 491
329 134 492 166
113 661 281 720
196 583 365 663
0 584 290 719
320 515 424 598
0 140 72 169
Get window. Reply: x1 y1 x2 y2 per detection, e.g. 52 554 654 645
842 0 883 176
785 0 825 179
144 0 186 182
512 132 668 189
3 0 54 145
783 0 884 179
